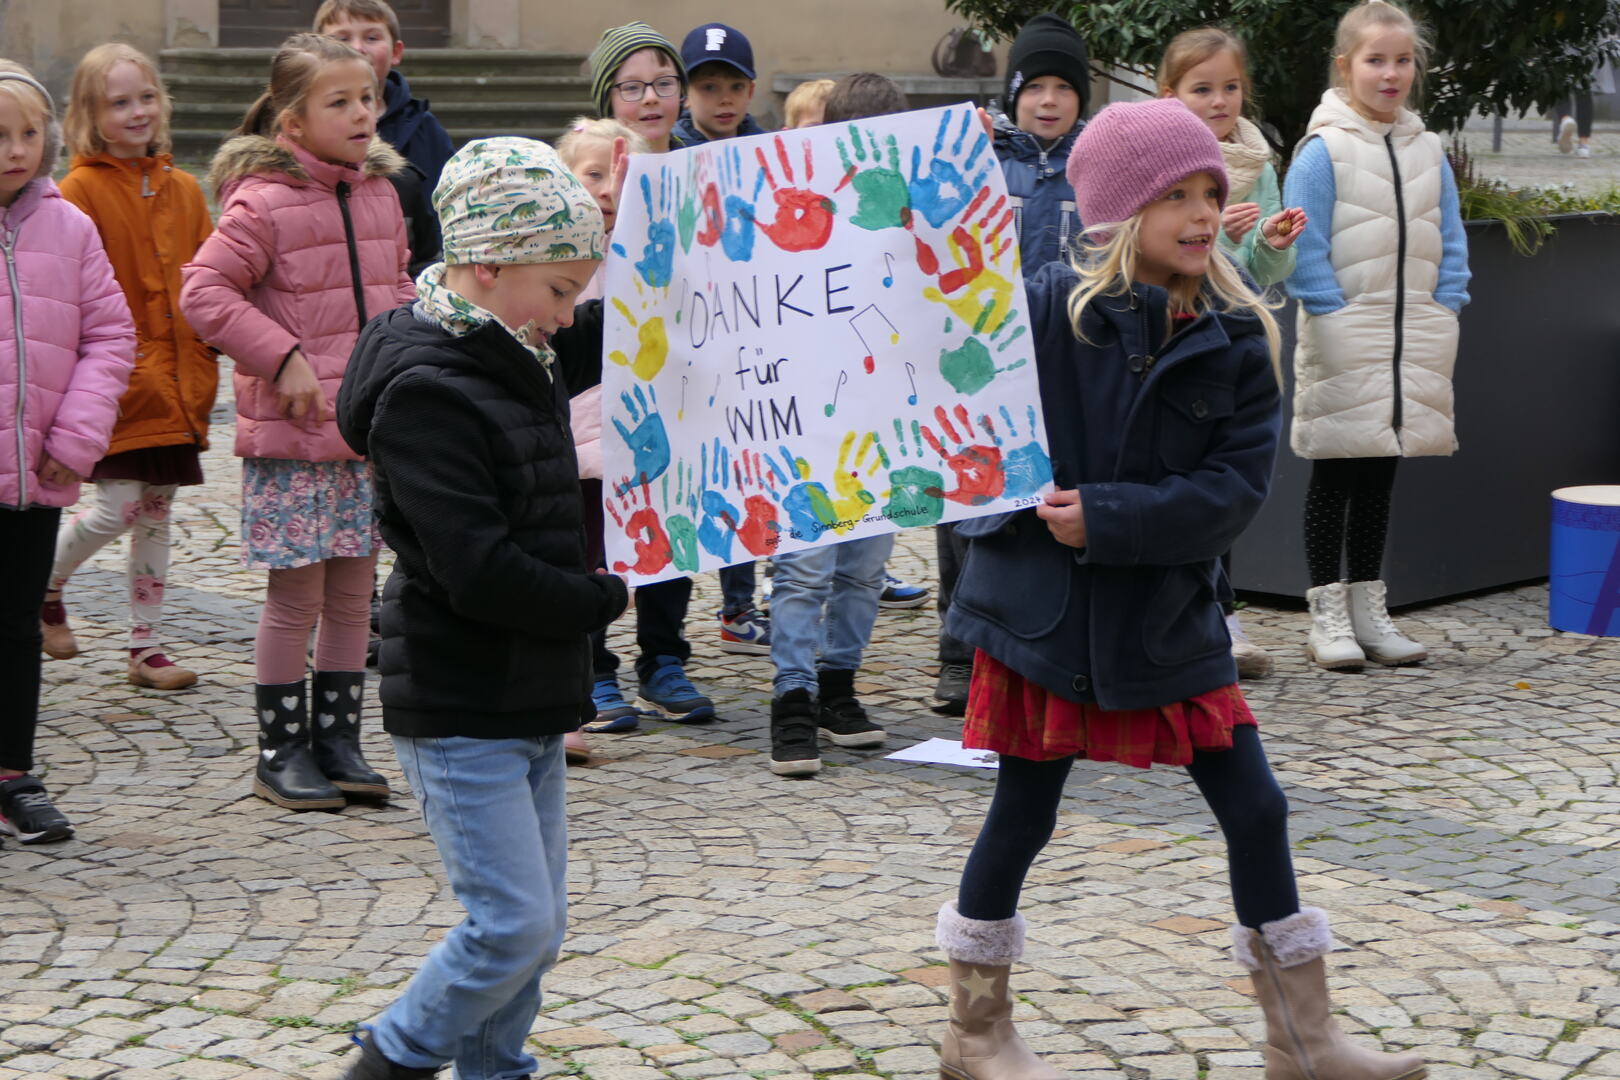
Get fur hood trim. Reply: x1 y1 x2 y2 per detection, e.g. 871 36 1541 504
207 134 405 195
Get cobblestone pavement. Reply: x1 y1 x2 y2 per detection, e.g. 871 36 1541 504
2 367 1618 1079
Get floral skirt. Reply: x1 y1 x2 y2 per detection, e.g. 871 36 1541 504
240 458 378 570
962 649 1255 769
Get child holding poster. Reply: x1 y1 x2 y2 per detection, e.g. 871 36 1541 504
764 72 912 778
937 99 1426 1080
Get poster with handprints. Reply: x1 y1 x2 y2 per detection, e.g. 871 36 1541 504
600 103 1052 585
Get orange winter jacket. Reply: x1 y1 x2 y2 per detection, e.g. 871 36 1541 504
59 152 218 456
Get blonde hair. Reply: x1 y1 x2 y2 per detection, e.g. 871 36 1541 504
1332 0 1429 89
1066 216 1282 381
65 44 172 158
555 116 649 166
313 0 401 43
0 60 62 178
784 79 835 128
1157 28 1252 106
238 32 372 137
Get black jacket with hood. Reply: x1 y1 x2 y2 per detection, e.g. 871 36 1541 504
337 303 627 738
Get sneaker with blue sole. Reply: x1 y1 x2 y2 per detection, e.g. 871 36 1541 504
638 655 717 722
584 676 646 733
718 608 772 655
879 573 930 609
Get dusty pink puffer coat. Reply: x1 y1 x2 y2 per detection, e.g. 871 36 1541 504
181 135 413 463
1 178 136 509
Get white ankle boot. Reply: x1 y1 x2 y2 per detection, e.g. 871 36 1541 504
1347 580 1426 666
1305 583 1364 671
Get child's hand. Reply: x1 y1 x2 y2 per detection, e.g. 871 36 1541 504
976 107 994 140
1035 488 1087 549
609 136 629 219
598 568 634 611
275 349 326 429
1222 202 1261 244
1262 207 1308 250
38 454 81 487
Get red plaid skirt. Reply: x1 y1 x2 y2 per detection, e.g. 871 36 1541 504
962 650 1256 769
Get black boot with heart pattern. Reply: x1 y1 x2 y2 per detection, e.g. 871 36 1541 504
253 681 346 810
311 671 390 802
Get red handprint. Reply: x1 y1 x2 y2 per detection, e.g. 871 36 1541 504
921 404 1005 506
732 450 783 555
753 135 836 252
605 483 673 576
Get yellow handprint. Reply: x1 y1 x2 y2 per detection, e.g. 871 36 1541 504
830 430 890 532
609 279 670 381
921 221 1017 337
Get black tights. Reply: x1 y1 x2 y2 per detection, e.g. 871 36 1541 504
957 726 1298 929
1303 457 1399 588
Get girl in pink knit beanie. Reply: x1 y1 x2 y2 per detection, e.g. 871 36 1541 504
937 97 1426 1080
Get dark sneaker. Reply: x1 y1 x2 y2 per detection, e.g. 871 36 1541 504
770 689 821 776
584 676 645 733
717 608 772 655
931 662 973 716
344 1029 438 1078
638 656 716 722
878 573 930 609
0 775 74 843
816 668 886 748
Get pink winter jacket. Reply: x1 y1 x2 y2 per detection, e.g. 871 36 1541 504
1 178 136 509
181 135 413 462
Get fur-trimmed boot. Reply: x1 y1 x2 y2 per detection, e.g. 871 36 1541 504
935 902 1065 1080
311 671 389 801
1233 907 1426 1080
254 682 345 810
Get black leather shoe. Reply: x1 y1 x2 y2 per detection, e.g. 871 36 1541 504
343 1031 439 1078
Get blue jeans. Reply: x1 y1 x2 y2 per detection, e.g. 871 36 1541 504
770 533 895 695
370 734 568 1079
718 561 757 616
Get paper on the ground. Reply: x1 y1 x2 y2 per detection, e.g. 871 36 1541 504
885 737 1000 769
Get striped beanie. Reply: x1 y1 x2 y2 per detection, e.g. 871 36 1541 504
587 22 687 118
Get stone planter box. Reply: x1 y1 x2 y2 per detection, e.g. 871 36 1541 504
1231 213 1620 606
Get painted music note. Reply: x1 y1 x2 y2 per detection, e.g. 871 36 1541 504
881 252 895 287
849 304 901 374
823 369 849 417
903 361 919 406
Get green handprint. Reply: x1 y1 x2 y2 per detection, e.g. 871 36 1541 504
834 124 909 232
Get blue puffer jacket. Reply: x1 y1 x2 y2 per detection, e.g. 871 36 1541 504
992 111 1083 277
670 112 768 147
946 262 1282 710
379 70 455 193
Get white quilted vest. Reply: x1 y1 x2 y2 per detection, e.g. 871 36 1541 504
1292 89 1459 459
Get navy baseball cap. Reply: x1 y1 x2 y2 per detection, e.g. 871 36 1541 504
681 23 756 79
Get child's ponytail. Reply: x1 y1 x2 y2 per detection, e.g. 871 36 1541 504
234 32 369 138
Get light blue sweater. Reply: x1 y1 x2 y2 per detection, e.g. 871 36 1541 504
1284 136 1471 316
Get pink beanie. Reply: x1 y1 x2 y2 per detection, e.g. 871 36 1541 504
1066 98 1229 231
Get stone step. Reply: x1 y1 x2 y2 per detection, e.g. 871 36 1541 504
163 72 590 107
160 47 586 79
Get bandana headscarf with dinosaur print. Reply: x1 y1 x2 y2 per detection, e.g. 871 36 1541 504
432 136 605 265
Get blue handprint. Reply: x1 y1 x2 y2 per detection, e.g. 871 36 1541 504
908 109 994 230
612 384 671 494
986 404 1053 499
696 438 740 559
774 445 837 542
719 146 762 263
635 169 676 288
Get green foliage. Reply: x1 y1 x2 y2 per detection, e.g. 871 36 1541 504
944 0 1620 159
1447 136 1620 256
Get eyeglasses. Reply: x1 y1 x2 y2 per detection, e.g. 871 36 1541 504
612 76 682 103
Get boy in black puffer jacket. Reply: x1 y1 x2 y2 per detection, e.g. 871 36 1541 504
335 137 628 1080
